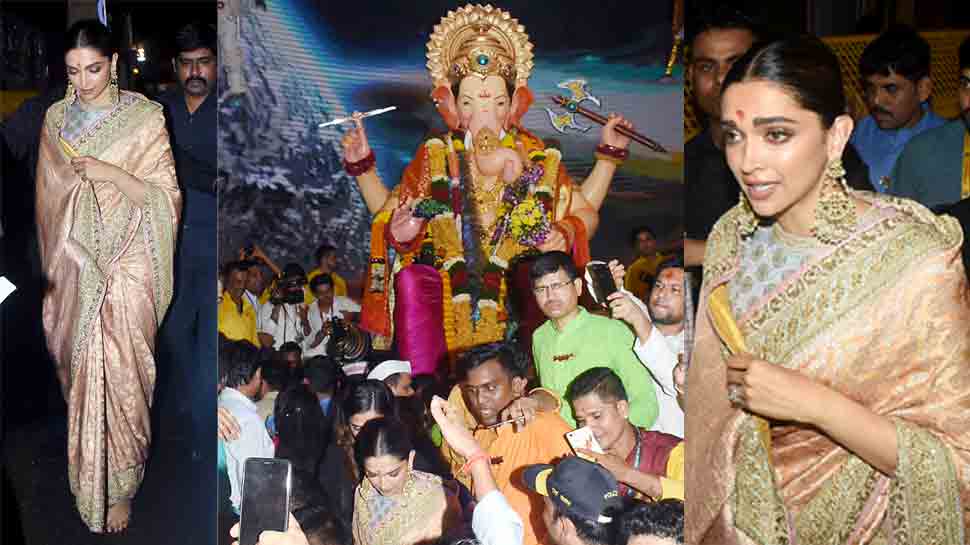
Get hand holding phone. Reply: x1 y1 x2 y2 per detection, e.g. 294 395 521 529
565 427 604 462
585 261 619 308
239 458 292 545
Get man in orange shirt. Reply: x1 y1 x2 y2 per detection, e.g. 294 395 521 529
442 343 573 545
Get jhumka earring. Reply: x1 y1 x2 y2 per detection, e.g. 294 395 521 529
737 191 759 237
65 81 77 105
109 63 119 104
812 158 856 245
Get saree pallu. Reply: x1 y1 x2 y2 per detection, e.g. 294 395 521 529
351 470 463 545
36 91 180 532
685 195 970 545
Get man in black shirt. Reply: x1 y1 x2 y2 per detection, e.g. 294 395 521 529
155 21 218 461
684 7 758 268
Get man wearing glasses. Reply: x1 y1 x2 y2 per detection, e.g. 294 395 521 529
529 251 658 429
155 21 218 469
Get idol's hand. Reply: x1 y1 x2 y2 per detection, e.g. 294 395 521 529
599 113 633 150
389 197 424 243
537 223 570 252
341 114 372 164
71 156 120 183
725 354 825 424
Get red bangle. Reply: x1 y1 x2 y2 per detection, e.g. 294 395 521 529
460 452 491 475
595 144 629 161
344 150 376 176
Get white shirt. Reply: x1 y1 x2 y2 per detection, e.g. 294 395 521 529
244 290 262 331
627 290 685 438
303 296 361 357
472 490 524 545
218 387 275 510
258 302 307 350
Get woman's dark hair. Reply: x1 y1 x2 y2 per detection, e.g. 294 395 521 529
339 379 397 424
353 417 414 481
275 386 330 472
334 380 398 480
65 19 114 57
722 36 846 129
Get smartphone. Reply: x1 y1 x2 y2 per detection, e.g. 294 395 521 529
586 261 618 307
565 426 604 462
239 457 292 545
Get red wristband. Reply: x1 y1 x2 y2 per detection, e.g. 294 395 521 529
460 452 491 475
344 150 376 176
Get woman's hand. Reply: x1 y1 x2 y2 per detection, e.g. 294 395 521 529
430 396 485 460
725 354 826 424
71 156 120 183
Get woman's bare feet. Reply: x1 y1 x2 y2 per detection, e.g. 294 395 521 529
105 499 131 533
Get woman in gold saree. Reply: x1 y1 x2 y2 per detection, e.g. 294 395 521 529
685 37 970 544
351 417 463 545
36 20 180 533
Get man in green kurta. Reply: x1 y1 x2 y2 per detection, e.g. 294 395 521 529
529 251 658 428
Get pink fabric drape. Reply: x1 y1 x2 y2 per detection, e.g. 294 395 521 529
393 264 447 376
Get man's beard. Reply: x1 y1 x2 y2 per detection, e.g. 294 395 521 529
648 305 681 327
183 76 209 97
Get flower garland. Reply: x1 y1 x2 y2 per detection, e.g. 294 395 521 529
405 135 561 351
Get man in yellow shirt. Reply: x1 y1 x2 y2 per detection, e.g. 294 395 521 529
625 226 674 301
567 367 683 501
218 261 259 346
305 243 347 302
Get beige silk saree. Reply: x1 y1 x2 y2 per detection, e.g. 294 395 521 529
685 195 970 545
36 90 180 532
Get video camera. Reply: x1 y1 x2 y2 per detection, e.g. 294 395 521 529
270 271 307 305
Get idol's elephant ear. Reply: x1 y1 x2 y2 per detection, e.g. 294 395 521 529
509 85 534 129
432 85 460 131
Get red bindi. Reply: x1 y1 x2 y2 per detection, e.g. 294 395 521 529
736 109 745 121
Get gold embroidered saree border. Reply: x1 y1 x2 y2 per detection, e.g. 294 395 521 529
701 194 965 544
890 419 965 544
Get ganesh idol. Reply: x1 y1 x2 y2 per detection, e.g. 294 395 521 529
341 4 634 374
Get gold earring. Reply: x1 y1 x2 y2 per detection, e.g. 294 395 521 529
65 81 77 105
812 158 856 244
736 191 759 237
109 63 119 104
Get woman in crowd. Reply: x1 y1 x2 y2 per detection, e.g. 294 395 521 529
319 379 399 521
685 36 970 544
36 19 180 533
351 417 463 545
274 386 349 542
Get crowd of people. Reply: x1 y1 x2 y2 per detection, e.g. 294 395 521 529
216 241 687 545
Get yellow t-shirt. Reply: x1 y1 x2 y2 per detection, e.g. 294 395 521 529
218 293 259 346
625 254 672 301
304 269 348 303
660 441 685 500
